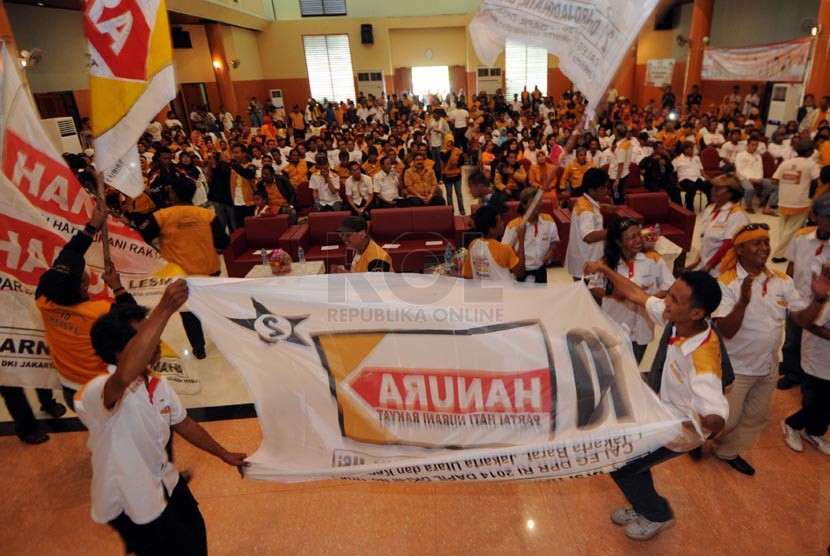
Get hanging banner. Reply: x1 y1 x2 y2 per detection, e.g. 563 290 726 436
84 0 176 197
645 59 675 87
0 42 194 392
187 274 682 483
702 38 810 82
469 0 659 119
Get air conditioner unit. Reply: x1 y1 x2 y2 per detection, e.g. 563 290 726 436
476 67 502 95
356 70 385 99
41 117 82 154
766 83 803 137
268 88 286 123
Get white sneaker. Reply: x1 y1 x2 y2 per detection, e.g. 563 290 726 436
624 516 674 540
801 431 830 455
781 420 803 452
610 506 638 525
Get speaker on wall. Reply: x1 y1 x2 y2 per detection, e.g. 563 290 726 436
361 24 373 45
171 27 192 49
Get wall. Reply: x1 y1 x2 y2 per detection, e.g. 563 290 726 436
174 25 216 84
709 0 819 47
389 27 466 68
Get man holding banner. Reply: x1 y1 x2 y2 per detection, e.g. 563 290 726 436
584 262 728 540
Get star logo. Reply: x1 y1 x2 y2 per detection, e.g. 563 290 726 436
227 298 311 346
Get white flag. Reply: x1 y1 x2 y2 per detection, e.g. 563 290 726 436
469 0 659 118
187 274 681 483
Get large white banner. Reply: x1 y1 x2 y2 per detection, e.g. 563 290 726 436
645 59 675 87
469 0 659 118
187 274 681 483
0 42 194 391
702 38 810 82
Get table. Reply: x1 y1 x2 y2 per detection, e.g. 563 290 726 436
245 260 326 279
654 236 682 270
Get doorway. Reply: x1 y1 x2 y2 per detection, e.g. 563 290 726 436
412 66 450 102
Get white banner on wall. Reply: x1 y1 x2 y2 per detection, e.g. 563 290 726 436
469 0 659 119
187 274 682 483
645 59 675 87
702 38 810 82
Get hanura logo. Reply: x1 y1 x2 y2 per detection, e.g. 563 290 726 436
315 322 556 448
227 298 311 347
85 0 151 81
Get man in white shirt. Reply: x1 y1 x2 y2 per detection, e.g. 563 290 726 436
735 138 778 214
608 125 632 205
771 140 822 261
742 85 760 116
447 102 470 154
501 188 559 283
710 224 830 474
672 141 711 211
565 169 610 279
344 161 376 218
374 155 405 208
719 130 744 165
701 121 725 148
79 281 248 555
428 110 450 181
606 87 619 113
309 155 344 211
767 130 795 161
582 263 728 540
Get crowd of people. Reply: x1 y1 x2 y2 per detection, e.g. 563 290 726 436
2 81 830 551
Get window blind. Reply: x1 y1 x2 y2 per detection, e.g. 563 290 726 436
302 35 356 103
505 39 548 100
299 0 346 17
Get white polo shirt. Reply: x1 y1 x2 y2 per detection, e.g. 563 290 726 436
645 297 729 438
735 150 763 181
608 139 631 180
462 238 518 281
802 303 830 379
671 154 704 182
374 169 401 203
589 252 675 344
309 173 342 207
75 367 186 525
713 264 808 376
773 156 821 214
502 214 559 272
719 141 744 164
785 227 830 297
565 194 604 278
345 173 376 205
698 202 749 276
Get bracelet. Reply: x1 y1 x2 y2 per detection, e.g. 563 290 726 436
817 296 828 304
113 287 126 295
84 222 100 236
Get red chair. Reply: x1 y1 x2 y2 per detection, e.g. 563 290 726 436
295 180 314 216
626 191 696 252
519 158 532 171
761 152 778 179
700 146 721 178
222 215 294 277
290 211 351 271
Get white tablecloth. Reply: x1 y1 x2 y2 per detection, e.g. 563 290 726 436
655 236 682 269
245 260 326 279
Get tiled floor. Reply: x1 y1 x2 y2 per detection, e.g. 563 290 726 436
1 175 826 554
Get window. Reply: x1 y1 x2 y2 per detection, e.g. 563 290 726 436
504 39 548 101
299 0 346 17
302 35 356 103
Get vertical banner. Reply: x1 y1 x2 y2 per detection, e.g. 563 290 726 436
84 0 176 197
645 59 675 87
702 38 810 82
187 274 681 483
469 0 659 118
0 42 193 390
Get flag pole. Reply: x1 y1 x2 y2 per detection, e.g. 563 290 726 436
92 164 113 270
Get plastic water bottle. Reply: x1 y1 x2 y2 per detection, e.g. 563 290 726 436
297 246 306 263
261 249 269 267
444 243 453 270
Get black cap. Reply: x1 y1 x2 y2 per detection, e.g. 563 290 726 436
337 215 368 233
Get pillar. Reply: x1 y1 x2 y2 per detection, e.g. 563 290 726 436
682 0 714 109
806 0 830 97
204 23 238 116
0 1 19 54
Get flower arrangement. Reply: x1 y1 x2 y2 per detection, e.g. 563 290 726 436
268 248 293 275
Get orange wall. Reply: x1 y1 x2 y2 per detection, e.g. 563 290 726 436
633 61 687 109
548 68 573 101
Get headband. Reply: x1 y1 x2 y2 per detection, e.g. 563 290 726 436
719 227 770 273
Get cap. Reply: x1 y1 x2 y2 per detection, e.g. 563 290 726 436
813 194 830 217
710 173 742 192
337 215 368 234
444 133 454 144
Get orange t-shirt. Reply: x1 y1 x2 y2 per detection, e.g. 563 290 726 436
154 205 220 276
36 296 111 389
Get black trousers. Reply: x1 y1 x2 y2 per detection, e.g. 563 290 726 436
610 447 681 522
454 127 468 153
180 312 205 351
232 205 254 230
632 342 648 364
0 387 55 437
779 315 806 385
611 182 626 205
679 179 711 211
786 374 830 437
518 267 547 284
109 480 206 556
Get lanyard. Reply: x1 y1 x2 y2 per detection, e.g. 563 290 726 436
627 260 636 279
817 244 824 257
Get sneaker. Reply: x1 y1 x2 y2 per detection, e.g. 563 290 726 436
624 516 674 540
611 506 639 525
40 399 66 419
781 420 803 452
801 431 830 455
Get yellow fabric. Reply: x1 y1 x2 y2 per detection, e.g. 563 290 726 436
404 167 438 197
284 161 309 188
352 240 393 273
153 205 220 276
691 331 722 378
263 182 289 209
231 164 255 206
719 227 770 273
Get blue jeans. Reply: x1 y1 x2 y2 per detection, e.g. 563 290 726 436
739 177 778 208
444 176 464 214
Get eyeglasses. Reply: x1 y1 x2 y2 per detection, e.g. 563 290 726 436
737 223 770 234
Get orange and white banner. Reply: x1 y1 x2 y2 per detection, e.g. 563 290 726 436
0 42 194 391
84 0 176 197
645 59 675 88
187 274 681 483
702 38 810 82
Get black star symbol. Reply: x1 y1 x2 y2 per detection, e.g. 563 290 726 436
227 297 311 346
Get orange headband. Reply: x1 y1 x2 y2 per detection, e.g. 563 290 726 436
719 227 770 273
